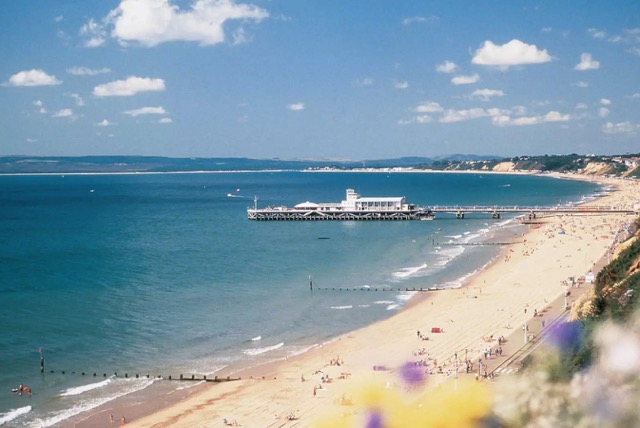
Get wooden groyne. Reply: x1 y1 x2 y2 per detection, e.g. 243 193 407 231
42 369 240 383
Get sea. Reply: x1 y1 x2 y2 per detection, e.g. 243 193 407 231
0 170 602 427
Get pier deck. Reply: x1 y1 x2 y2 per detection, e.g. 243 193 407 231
426 205 637 219
247 205 636 221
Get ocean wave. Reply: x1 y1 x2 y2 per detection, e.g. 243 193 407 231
0 405 31 425
29 378 156 428
396 293 414 302
386 304 400 310
243 342 284 356
432 246 465 267
392 262 428 279
373 300 394 305
330 305 353 310
286 344 319 358
251 335 262 341
60 378 112 397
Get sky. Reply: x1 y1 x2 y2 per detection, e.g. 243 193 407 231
1 1 639 160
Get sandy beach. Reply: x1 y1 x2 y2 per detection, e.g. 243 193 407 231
77 173 638 428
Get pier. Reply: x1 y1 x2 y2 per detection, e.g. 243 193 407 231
248 204 636 221
426 205 637 220
247 189 638 221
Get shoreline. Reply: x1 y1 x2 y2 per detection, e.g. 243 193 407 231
65 172 638 428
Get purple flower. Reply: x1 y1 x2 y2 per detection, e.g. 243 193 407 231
548 321 583 351
366 410 383 428
400 361 425 386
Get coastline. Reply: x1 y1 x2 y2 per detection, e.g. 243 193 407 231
69 172 638 428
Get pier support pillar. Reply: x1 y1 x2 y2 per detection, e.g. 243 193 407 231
456 211 465 219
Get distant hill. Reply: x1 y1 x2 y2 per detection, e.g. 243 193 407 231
0 154 638 177
0 155 436 174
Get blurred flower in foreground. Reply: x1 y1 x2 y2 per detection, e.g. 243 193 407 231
547 321 583 352
595 321 640 378
400 362 425 387
316 378 491 427
494 315 640 427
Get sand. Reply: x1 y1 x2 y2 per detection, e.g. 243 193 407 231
81 173 639 428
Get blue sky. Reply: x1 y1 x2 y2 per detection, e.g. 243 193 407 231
1 1 639 160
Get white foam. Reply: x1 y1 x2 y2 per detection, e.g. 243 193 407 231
28 378 155 428
286 344 319 358
330 305 353 310
60 378 112 397
373 300 394 305
0 405 31 425
386 304 400 310
396 293 415 302
243 342 284 356
251 336 262 341
392 263 428 279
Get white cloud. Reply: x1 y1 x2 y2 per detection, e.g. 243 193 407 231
492 111 569 126
451 73 480 85
415 115 433 123
67 66 111 76
602 121 639 134
574 81 589 88
587 28 607 40
397 115 433 125
287 102 305 111
600 98 611 105
68 93 85 107
80 18 107 48
158 117 173 124
97 119 115 126
574 53 600 71
355 77 374 87
393 80 409 89
52 108 74 118
471 39 552 68
33 100 47 114
402 16 426 26
231 27 250 45
94 76 165 97
631 93 640 99
470 89 505 101
415 102 443 113
6 69 62 87
124 106 167 116
598 107 610 118
575 103 588 110
440 108 488 123
102 0 269 47
543 111 570 122
435 60 457 73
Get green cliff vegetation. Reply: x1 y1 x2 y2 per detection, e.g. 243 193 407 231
422 153 640 178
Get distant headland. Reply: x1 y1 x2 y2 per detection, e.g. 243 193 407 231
0 153 638 178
